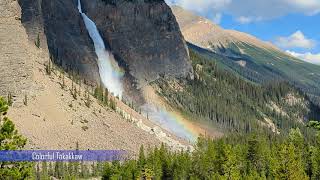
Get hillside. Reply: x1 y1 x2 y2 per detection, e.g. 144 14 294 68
0 0 190 153
171 6 320 105
1 1 320 179
0 0 33 98
154 49 320 136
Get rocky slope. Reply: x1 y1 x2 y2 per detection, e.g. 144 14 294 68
0 0 33 98
1 0 191 153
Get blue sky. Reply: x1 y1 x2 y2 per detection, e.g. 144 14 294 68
166 0 320 65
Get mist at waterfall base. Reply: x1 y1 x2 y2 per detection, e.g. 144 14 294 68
78 0 124 99
141 104 197 142
78 0 197 142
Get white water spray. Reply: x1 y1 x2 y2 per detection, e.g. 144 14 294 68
78 0 197 142
78 0 123 98
141 104 196 142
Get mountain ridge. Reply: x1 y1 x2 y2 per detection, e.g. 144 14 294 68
171 5 320 106
171 5 281 53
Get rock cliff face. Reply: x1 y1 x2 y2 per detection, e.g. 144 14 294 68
42 0 101 83
18 0 193 89
18 0 101 84
80 0 193 86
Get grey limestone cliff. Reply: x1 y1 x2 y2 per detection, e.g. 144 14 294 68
81 0 193 87
18 0 193 90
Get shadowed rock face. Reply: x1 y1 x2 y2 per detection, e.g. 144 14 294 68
81 0 193 87
18 0 193 89
41 0 100 83
18 0 100 84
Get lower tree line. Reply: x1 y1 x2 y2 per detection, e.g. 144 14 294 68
100 128 320 180
1 96 320 179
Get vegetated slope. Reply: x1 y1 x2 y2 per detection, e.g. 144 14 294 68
154 49 320 136
188 43 320 106
172 6 320 106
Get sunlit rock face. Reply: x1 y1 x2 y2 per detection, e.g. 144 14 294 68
81 0 193 87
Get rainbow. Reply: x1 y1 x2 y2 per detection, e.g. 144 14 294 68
142 104 208 143
78 0 217 143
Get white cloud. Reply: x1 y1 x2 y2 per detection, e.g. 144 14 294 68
166 0 230 13
236 16 263 24
275 31 316 49
236 16 253 24
165 0 320 23
212 13 222 24
286 50 320 65
286 0 320 15
166 0 230 24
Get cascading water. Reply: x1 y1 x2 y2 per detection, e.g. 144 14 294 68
77 0 198 142
77 0 123 98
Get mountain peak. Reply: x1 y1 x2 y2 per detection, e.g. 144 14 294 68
171 5 280 52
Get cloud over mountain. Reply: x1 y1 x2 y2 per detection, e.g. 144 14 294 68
286 50 320 65
166 0 320 23
275 31 316 49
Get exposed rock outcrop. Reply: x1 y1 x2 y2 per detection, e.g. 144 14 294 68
81 0 193 87
18 0 100 84
18 0 193 89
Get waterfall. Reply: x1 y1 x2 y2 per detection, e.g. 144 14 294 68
77 0 196 142
77 0 123 99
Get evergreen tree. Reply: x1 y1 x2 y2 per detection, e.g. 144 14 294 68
0 96 8 117
138 145 146 169
246 135 266 176
273 143 307 180
0 97 32 179
311 134 320 179
41 161 49 180
222 144 240 180
35 33 40 48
